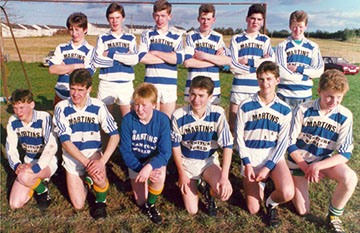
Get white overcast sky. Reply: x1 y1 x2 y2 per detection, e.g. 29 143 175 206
1 0 360 32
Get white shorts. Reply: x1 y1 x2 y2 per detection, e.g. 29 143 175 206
62 151 101 176
25 155 58 177
230 92 253 105
152 84 177 104
128 166 167 182
182 153 220 180
240 157 285 177
97 80 133 105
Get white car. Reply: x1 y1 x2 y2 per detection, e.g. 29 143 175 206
42 50 54 67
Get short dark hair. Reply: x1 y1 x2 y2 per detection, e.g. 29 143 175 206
10 89 34 104
69 68 92 89
199 4 215 18
247 4 266 18
153 0 172 14
256 61 280 79
66 12 88 30
190 76 214 96
106 2 126 19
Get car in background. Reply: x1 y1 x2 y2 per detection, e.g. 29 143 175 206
42 50 54 67
323 56 359 75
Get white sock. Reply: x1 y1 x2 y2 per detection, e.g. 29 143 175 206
266 196 279 208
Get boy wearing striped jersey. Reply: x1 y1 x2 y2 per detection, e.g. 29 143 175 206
139 0 184 118
229 4 275 135
53 69 120 220
120 83 172 224
275 10 324 109
236 61 294 228
183 4 231 105
93 3 139 117
49 12 95 106
6 89 58 210
172 76 233 216
288 69 357 232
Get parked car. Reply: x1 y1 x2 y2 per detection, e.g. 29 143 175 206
42 50 55 67
323 56 359 75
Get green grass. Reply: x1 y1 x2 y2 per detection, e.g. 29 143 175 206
1 62 359 232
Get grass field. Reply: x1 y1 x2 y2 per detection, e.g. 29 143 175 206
1 36 359 232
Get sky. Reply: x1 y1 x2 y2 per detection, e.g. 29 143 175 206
1 0 360 33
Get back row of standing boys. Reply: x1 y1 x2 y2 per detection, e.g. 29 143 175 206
6 1 356 231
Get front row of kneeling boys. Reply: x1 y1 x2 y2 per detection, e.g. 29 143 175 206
6 62 357 231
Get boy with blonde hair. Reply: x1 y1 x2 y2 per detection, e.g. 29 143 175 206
288 69 357 232
120 83 172 224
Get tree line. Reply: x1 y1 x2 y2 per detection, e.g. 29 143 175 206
210 27 360 41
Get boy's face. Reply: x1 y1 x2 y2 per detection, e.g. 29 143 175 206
318 88 344 112
290 21 307 40
68 25 87 44
189 88 211 112
198 12 215 33
153 10 171 30
108 11 125 33
246 13 264 33
12 101 34 123
257 72 280 96
70 84 91 107
133 98 156 123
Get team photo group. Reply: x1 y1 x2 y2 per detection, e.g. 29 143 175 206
5 0 357 232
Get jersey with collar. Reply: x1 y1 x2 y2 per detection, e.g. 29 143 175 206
184 29 227 100
93 30 138 83
119 110 172 173
276 36 324 100
6 110 58 173
230 32 275 95
287 99 353 166
49 40 95 99
236 94 292 170
53 97 119 158
171 104 233 160
138 26 184 87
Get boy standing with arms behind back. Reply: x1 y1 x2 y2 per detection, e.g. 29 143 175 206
276 10 324 109
139 0 184 118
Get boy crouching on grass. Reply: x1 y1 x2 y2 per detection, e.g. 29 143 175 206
171 76 233 217
287 69 357 232
6 89 58 211
119 83 172 225
235 61 294 228
53 68 120 220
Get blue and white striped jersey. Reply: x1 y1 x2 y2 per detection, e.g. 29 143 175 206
93 31 138 83
139 26 184 86
119 110 172 173
171 104 233 160
53 97 119 158
287 99 353 166
230 32 275 95
236 94 292 170
184 29 226 100
49 40 95 99
276 37 324 99
6 110 58 173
